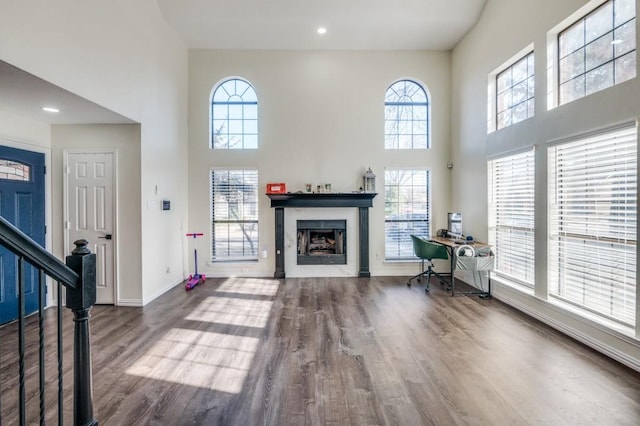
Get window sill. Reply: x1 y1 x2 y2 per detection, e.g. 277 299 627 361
491 274 535 295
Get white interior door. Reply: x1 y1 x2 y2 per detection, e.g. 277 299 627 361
65 152 115 304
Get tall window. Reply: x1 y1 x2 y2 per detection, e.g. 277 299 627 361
211 170 259 261
211 78 258 149
385 169 430 259
548 125 637 326
496 52 535 130
559 0 636 105
488 149 535 287
384 80 429 149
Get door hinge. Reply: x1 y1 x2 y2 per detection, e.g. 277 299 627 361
44 165 47 175
44 225 47 234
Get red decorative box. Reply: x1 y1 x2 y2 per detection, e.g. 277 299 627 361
266 183 287 194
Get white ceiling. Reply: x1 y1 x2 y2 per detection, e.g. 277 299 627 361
0 60 135 125
0 1 486 127
157 0 487 51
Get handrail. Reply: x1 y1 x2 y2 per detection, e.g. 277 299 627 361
0 214 97 425
0 215 79 288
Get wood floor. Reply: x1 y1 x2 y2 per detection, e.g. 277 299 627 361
2 276 640 425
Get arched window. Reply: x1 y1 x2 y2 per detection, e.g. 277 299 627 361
0 159 30 181
210 78 258 149
384 80 429 149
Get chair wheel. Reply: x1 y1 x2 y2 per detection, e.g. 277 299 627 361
425 287 430 293
407 282 412 287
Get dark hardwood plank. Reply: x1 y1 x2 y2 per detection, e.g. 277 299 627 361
1 276 640 425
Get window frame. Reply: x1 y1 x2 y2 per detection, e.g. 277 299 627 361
550 0 636 108
210 169 259 262
210 78 259 150
487 44 535 133
495 52 535 130
384 80 431 150
384 168 432 260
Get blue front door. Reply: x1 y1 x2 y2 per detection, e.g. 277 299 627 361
0 146 45 324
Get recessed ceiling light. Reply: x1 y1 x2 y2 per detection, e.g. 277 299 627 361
611 39 623 45
317 27 327 35
42 106 60 113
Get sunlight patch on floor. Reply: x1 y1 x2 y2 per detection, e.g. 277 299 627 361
125 279 280 393
185 297 273 328
216 277 280 297
126 328 260 393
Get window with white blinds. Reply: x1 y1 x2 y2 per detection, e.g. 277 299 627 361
210 170 259 261
488 149 535 287
384 169 431 260
548 125 637 326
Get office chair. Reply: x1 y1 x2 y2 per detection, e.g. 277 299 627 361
407 235 449 293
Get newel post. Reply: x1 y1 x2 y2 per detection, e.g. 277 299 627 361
65 239 98 426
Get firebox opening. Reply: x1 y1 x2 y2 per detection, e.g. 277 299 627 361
297 220 347 265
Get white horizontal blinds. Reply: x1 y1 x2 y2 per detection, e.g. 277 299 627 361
548 125 637 326
488 149 535 286
384 169 430 259
211 170 259 261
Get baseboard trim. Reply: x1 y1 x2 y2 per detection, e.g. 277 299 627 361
117 299 143 307
495 291 640 373
203 272 272 278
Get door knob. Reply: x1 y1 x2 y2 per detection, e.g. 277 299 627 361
98 234 112 240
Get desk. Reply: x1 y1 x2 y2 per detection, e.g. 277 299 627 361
429 236 492 298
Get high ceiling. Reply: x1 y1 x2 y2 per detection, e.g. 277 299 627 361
157 0 487 51
0 1 487 127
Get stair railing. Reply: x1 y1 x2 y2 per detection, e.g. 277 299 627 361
0 215 97 425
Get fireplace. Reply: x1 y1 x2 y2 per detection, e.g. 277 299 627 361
297 220 346 265
267 192 377 278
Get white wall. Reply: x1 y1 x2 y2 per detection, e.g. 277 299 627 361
188 50 452 278
0 0 189 305
452 0 640 370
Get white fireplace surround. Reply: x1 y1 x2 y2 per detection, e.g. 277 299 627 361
284 207 358 277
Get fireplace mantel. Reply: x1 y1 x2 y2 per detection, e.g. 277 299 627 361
267 192 376 208
267 192 377 278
